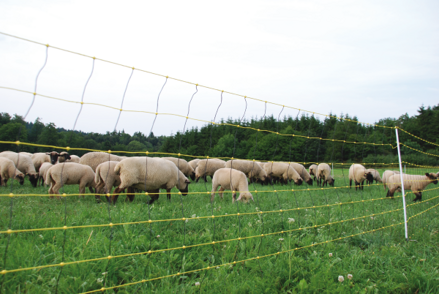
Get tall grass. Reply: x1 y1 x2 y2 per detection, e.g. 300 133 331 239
0 168 438 293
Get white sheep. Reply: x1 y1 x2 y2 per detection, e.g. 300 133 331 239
289 162 313 185
113 157 190 204
225 159 267 183
365 168 382 185
19 152 33 157
309 164 318 181
348 164 373 190
0 157 25 186
79 152 122 172
188 159 200 172
211 168 254 203
95 161 133 202
386 173 438 201
45 162 96 198
316 163 335 186
264 162 303 185
31 153 51 172
38 162 53 186
195 159 226 182
162 157 195 181
0 151 39 187
382 170 400 190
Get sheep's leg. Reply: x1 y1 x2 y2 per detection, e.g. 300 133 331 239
79 184 86 198
126 187 135 202
111 187 125 204
147 189 160 205
51 182 62 200
218 187 225 200
210 183 219 202
166 189 171 201
413 192 422 202
349 179 352 189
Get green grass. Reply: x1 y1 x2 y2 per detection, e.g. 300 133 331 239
0 168 438 293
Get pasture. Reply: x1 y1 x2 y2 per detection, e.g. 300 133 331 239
1 168 438 293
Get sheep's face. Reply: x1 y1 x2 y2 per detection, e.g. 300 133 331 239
328 178 335 186
16 174 24 185
27 173 38 187
306 178 313 185
295 178 303 186
58 152 71 163
426 173 438 184
179 179 190 196
365 172 374 182
46 151 59 164
189 171 195 181
237 192 253 203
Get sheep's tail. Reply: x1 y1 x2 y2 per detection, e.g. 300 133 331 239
45 170 53 187
95 168 102 185
114 163 121 176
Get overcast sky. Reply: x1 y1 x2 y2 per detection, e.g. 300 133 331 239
0 0 438 137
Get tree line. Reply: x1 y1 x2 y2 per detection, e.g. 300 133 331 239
0 104 438 166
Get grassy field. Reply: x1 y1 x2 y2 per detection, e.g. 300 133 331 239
0 168 438 293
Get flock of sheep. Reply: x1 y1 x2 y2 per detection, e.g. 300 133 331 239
0 150 437 204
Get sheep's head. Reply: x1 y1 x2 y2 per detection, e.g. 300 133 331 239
237 192 253 203
27 173 39 187
46 151 59 164
15 174 24 185
328 178 335 186
425 173 438 185
306 178 313 185
58 152 71 163
189 170 195 181
295 177 303 186
259 170 267 182
365 172 374 182
178 177 190 196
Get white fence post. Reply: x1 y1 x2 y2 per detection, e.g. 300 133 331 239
395 127 408 241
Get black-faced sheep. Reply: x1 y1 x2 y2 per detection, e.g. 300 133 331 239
316 163 335 187
195 159 226 182
264 162 303 185
386 173 438 201
309 164 318 181
45 163 96 198
289 162 313 185
0 157 24 186
225 159 267 183
211 168 253 203
348 164 373 190
113 157 190 205
162 157 195 181
0 151 39 187
365 168 382 185
79 152 122 172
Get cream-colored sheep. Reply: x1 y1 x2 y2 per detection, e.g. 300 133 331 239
382 170 400 190
309 164 318 181
67 155 80 163
0 151 39 187
31 153 51 172
188 159 200 172
316 163 335 186
113 157 190 204
57 152 71 163
365 168 382 184
264 162 303 185
386 173 438 201
38 162 53 186
0 157 24 186
79 152 122 172
162 157 195 180
95 161 132 202
211 168 253 203
19 152 33 157
195 159 226 182
348 164 373 190
45 163 96 198
289 162 313 185
225 159 267 183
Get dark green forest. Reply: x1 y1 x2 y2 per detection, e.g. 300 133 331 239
1 104 438 165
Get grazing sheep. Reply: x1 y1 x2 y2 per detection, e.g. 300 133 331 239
264 162 303 185
289 162 313 185
31 153 51 172
38 162 53 186
316 163 335 187
0 151 39 187
0 157 24 186
79 152 122 172
382 170 400 190
162 157 195 181
45 162 96 198
348 164 373 190
365 168 382 185
188 159 200 172
386 173 438 201
225 159 267 183
113 157 190 204
211 168 253 203
95 161 132 202
309 164 318 181
195 159 226 182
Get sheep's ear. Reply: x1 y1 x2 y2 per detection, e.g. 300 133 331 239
425 173 430 177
